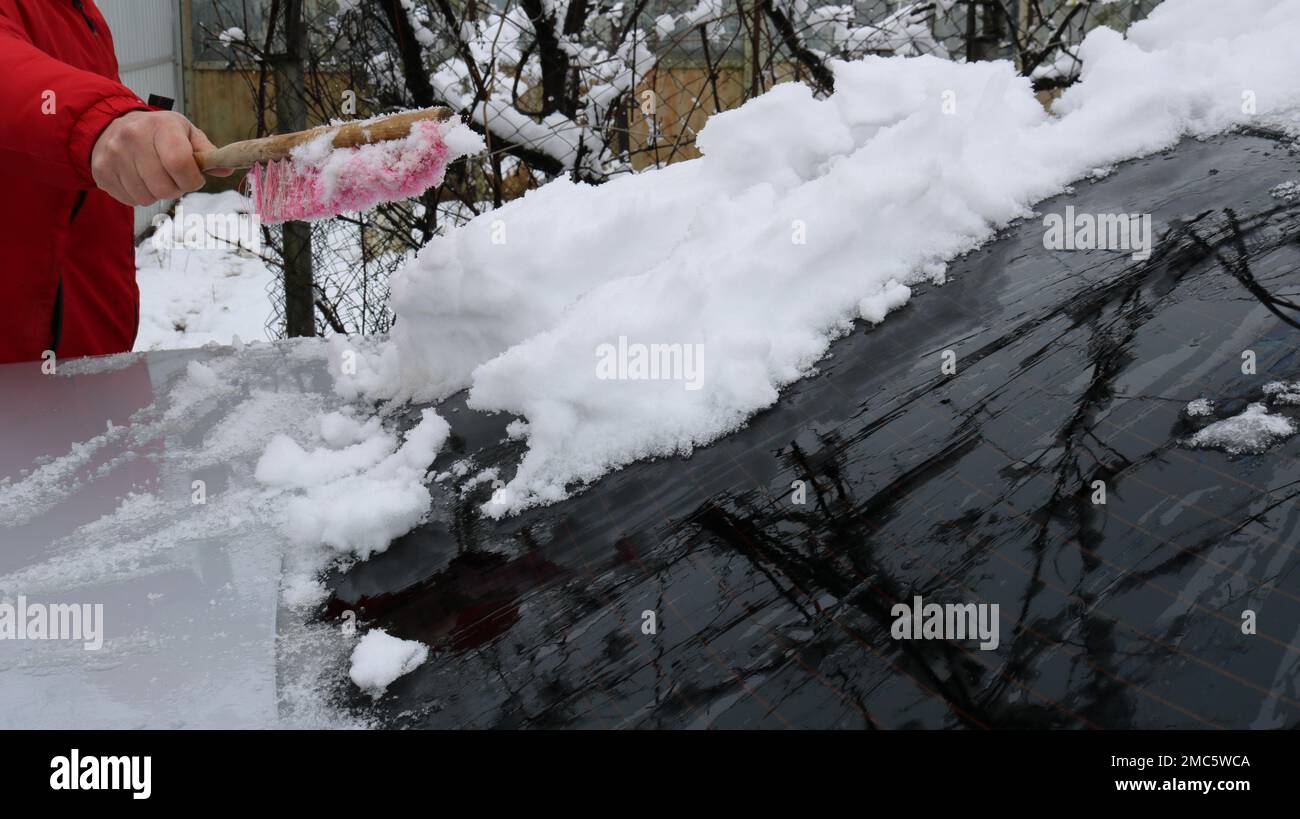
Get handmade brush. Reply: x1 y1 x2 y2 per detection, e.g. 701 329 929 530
195 107 455 224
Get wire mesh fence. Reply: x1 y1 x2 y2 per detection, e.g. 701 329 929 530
194 0 1164 339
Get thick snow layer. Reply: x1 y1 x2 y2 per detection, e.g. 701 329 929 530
348 629 429 698
1187 403 1297 455
333 0 1300 515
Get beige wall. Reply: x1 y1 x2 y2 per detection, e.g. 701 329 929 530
627 62 806 170
189 67 263 149
186 66 352 191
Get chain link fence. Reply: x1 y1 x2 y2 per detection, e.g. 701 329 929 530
195 0 1163 339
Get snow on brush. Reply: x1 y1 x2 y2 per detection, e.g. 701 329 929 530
349 629 430 698
328 0 1300 516
250 117 484 223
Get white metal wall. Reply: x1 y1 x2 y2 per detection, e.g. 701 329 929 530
96 0 185 236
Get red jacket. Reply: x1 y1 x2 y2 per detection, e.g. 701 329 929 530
0 0 152 365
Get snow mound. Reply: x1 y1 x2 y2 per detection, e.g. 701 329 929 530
332 0 1300 515
1262 381 1300 405
1186 403 1297 455
859 280 913 325
349 629 429 698
1271 181 1300 202
1185 398 1214 417
256 408 450 559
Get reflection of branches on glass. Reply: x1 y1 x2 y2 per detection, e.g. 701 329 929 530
1184 208 1300 333
193 0 1161 339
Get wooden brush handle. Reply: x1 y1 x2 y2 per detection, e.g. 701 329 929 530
194 106 453 171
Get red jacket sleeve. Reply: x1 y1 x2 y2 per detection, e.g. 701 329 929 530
0 9 151 190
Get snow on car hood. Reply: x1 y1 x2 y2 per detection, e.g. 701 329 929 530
332 0 1300 517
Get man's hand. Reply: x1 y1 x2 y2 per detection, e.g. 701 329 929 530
90 110 231 206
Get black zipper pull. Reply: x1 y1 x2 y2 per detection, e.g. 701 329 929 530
70 190 88 223
71 0 98 33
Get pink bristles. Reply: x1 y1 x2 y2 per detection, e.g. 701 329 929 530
247 119 452 224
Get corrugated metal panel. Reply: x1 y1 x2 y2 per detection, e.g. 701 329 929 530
96 0 184 236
